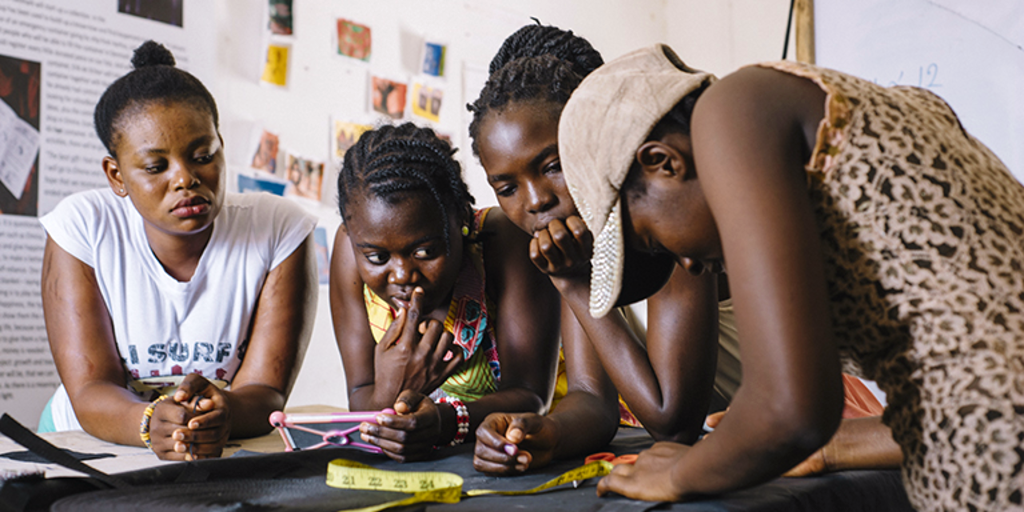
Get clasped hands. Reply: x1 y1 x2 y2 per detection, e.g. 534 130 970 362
147 373 230 461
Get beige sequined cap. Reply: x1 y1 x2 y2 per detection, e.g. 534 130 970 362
558 44 715 317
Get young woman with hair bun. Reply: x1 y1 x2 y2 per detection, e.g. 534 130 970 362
39 41 317 461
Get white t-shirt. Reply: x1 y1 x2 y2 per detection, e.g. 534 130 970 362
39 189 316 430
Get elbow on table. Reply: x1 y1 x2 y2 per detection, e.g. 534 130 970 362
770 401 843 457
646 421 704 445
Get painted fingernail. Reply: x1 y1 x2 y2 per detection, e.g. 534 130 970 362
504 444 518 456
517 455 528 464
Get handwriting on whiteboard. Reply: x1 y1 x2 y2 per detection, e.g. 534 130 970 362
871 63 943 89
0 99 40 201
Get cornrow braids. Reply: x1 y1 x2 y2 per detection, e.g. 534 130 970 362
94 40 219 157
488 22 603 78
467 55 582 157
338 123 475 254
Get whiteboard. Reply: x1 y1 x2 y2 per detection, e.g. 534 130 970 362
815 0 1024 182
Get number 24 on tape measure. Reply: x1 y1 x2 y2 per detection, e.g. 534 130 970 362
326 457 615 512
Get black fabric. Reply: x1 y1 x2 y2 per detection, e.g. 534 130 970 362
0 449 114 464
2 423 913 512
0 414 129 489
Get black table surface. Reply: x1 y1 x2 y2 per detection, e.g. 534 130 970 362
9 428 914 512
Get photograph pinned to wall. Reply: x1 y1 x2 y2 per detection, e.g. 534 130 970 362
284 152 324 201
421 41 446 77
0 53 41 217
411 82 443 123
118 0 183 27
251 129 280 175
370 76 407 120
313 226 330 285
261 42 291 87
268 0 293 35
331 119 373 162
336 19 371 61
238 173 287 196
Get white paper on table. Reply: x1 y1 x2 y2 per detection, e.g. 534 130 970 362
0 99 40 200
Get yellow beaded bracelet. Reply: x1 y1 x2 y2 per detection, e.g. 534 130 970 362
139 394 171 449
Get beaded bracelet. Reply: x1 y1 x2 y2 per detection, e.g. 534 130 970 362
437 397 470 446
139 394 171 449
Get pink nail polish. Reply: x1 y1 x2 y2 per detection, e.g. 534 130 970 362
504 444 518 456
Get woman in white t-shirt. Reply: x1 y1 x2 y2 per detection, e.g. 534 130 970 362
38 41 317 461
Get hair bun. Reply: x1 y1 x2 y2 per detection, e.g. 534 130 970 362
131 40 176 69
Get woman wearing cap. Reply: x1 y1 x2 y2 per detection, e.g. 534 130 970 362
468 23 885 479
554 45 1024 510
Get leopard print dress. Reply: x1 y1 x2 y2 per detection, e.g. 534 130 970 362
757 61 1024 511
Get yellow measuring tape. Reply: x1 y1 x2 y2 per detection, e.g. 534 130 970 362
326 458 615 512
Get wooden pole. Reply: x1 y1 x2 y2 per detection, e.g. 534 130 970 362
795 0 815 64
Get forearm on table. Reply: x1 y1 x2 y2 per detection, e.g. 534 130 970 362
546 390 619 460
222 383 287 438
346 376 404 412
823 416 902 471
557 282 709 442
71 381 153 446
461 387 546 441
673 393 842 496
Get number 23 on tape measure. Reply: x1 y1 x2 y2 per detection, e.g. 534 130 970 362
325 457 615 512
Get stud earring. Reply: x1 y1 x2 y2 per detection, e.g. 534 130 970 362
119 188 125 195
461 225 470 236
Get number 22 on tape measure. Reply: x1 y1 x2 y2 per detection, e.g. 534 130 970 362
326 458 615 512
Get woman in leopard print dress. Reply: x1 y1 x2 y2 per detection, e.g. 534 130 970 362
552 44 1024 510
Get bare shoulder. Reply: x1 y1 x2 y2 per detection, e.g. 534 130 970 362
693 65 825 147
479 207 548 294
480 207 533 257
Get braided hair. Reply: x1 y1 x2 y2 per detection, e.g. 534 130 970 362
94 40 219 157
467 55 582 157
467 23 601 157
338 123 475 254
488 21 602 77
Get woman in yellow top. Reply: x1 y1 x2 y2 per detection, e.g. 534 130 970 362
329 123 561 461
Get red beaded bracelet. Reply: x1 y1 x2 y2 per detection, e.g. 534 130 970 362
437 397 469 446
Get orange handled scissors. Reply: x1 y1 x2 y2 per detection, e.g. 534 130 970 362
585 452 638 466
572 452 639 488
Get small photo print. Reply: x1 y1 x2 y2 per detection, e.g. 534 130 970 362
261 43 290 87
0 53 41 217
284 153 324 201
411 82 442 123
313 226 330 285
268 0 293 35
118 0 183 27
337 19 371 61
331 120 372 161
421 42 446 77
251 130 280 174
238 174 287 196
371 76 407 120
